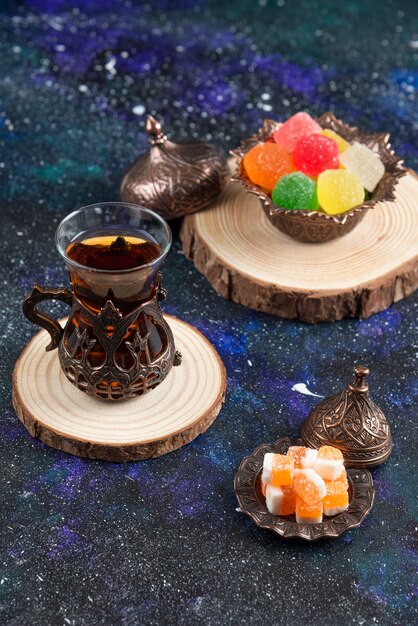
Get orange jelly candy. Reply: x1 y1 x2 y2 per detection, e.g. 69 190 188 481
243 142 295 192
322 480 349 516
295 495 323 524
326 469 349 489
262 453 294 487
293 468 326 504
265 484 296 516
270 454 294 487
318 445 344 460
280 485 296 516
314 445 344 481
287 446 306 468
287 446 318 469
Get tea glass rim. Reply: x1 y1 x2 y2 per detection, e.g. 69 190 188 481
55 202 172 275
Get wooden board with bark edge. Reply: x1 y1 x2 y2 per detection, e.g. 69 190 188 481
12 315 226 462
180 167 418 323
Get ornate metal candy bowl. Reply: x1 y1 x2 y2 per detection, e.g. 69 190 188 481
231 112 406 243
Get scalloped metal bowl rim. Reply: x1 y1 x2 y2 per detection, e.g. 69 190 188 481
231 174 379 226
230 113 407 225
234 437 375 541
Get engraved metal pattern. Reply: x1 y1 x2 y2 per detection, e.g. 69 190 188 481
230 112 407 243
234 437 375 541
120 115 229 220
23 277 181 401
22 284 73 351
301 365 393 467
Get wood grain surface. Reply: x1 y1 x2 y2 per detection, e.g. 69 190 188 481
181 170 418 323
13 316 227 462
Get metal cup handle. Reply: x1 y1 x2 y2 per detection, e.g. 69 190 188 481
22 284 73 351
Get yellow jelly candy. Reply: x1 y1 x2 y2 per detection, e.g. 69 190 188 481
321 129 350 153
317 169 365 215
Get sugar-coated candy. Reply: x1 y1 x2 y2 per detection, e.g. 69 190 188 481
271 172 318 210
321 129 350 153
295 495 323 524
293 468 326 504
265 484 296 516
326 468 349 490
243 142 295 192
339 142 385 192
314 445 344 481
317 169 365 215
262 453 294 487
262 444 349 522
287 446 318 469
293 134 339 177
322 480 349 516
261 453 275 485
272 112 321 153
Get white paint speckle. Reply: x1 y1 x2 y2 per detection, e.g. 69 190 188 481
132 104 146 116
291 383 323 398
104 56 117 75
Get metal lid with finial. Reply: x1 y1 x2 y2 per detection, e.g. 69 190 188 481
120 115 229 220
300 365 393 467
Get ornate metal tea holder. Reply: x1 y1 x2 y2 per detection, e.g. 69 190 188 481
120 115 229 220
23 274 182 401
14 201 227 461
301 365 393 467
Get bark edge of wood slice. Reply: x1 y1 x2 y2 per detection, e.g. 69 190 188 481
13 316 226 462
180 169 418 323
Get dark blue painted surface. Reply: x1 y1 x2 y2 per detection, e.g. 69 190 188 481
0 1 417 624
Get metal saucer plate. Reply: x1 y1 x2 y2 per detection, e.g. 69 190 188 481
234 436 375 541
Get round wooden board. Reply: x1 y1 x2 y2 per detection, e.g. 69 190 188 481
12 316 226 462
181 166 418 323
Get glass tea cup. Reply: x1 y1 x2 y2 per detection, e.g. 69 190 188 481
23 202 181 401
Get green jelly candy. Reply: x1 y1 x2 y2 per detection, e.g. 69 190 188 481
271 172 318 210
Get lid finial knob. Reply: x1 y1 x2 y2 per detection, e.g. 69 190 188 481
352 364 370 392
146 115 166 144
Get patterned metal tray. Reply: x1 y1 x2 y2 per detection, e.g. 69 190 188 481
234 436 375 541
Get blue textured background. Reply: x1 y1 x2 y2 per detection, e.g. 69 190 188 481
1 1 417 624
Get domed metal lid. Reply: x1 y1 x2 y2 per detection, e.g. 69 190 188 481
120 115 229 220
301 365 393 468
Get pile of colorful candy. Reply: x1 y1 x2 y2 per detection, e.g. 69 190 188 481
261 445 349 523
243 112 385 215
